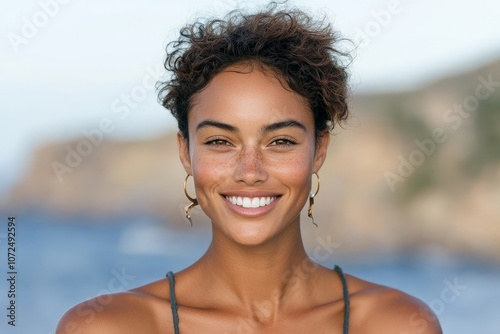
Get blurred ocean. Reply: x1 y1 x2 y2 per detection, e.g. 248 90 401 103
0 214 498 333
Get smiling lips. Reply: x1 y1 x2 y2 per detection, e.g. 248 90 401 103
224 196 278 208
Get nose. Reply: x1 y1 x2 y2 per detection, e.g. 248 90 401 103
233 145 268 185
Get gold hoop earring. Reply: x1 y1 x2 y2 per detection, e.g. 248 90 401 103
308 172 320 227
183 174 198 226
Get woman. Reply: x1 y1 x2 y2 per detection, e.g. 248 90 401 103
57 2 442 333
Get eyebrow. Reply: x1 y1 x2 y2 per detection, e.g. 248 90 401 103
195 119 306 134
262 120 306 133
196 120 239 133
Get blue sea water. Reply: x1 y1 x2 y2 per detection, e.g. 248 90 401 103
0 213 498 333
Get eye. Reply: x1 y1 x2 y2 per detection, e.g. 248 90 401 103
204 137 232 147
269 137 297 147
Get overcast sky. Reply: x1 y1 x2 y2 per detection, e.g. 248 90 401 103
1 0 500 194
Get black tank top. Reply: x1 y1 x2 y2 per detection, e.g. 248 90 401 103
165 265 350 333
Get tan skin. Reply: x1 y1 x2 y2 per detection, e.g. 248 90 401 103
57 63 442 334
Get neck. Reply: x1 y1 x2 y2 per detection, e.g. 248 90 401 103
195 221 318 317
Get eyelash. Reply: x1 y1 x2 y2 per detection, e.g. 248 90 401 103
205 137 232 147
270 137 297 147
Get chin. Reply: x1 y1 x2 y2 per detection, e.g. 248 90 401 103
222 221 279 247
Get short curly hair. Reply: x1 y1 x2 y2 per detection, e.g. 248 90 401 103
157 1 351 143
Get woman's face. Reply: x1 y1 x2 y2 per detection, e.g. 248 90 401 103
178 63 329 246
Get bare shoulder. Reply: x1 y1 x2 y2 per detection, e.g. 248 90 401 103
56 278 172 334
346 274 442 334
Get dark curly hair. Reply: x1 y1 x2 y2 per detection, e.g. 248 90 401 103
157 1 351 144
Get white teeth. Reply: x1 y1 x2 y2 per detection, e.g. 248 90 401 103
243 197 252 208
226 196 277 208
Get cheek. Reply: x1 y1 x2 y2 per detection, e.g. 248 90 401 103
190 152 232 199
268 151 314 187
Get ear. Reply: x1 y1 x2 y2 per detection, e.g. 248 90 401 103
312 131 330 173
177 132 193 175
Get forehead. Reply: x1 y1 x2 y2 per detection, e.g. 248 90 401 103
189 63 312 128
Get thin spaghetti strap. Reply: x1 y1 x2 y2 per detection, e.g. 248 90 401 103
166 271 180 334
334 265 350 334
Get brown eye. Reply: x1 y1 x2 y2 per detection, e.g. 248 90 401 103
205 138 232 147
270 137 296 147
